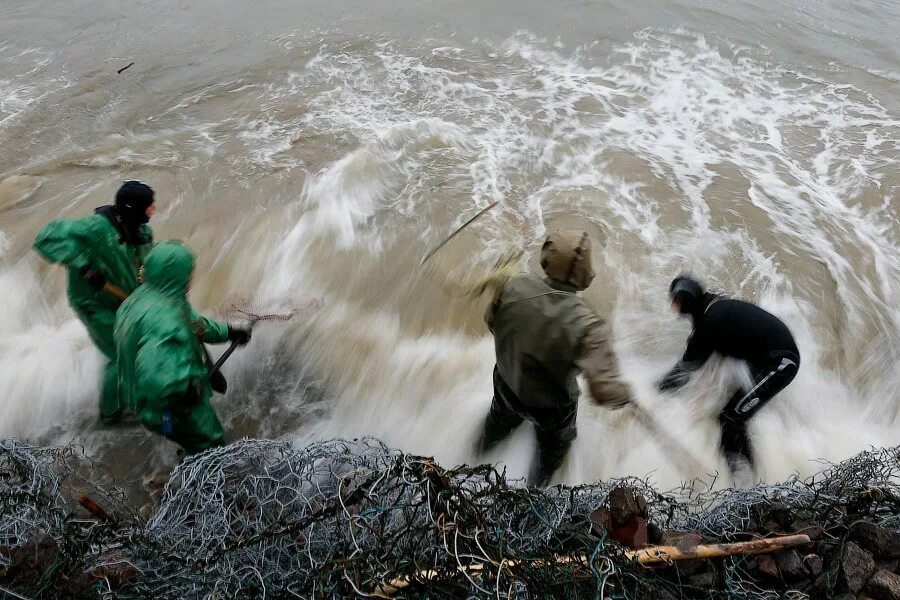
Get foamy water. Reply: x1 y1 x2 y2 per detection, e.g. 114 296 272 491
0 1 897 490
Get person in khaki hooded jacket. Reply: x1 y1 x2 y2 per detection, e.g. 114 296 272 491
476 229 633 486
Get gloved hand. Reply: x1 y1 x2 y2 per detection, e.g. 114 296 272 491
227 325 252 346
79 265 107 290
210 370 227 394
184 382 201 405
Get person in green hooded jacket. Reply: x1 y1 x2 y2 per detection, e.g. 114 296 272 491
33 181 156 424
114 241 251 455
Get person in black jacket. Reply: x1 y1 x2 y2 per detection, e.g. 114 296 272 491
658 276 800 477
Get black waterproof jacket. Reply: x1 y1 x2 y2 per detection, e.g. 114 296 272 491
659 294 799 391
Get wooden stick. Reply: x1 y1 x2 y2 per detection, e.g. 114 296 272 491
626 533 811 565
373 534 810 596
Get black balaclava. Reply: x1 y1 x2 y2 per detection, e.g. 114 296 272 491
115 181 155 225
669 275 705 315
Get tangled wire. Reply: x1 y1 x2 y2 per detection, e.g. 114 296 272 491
0 438 898 599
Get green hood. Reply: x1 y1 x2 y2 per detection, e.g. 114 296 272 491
114 240 230 450
144 241 194 297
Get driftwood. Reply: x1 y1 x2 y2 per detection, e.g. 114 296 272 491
373 534 811 596
627 533 811 564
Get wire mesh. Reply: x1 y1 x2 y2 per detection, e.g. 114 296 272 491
0 438 897 599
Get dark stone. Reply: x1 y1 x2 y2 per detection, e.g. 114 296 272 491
610 516 649 549
812 572 828 594
757 554 781 580
671 560 705 577
794 523 827 542
634 588 678 600
5 534 60 582
804 553 824 577
853 522 900 560
635 494 648 518
647 521 663 545
608 487 641 527
763 519 787 534
92 557 139 590
650 530 703 574
589 507 612 536
842 541 877 594
768 501 796 529
777 550 807 580
867 569 900 600
877 560 900 575
688 569 720 588
660 530 703 550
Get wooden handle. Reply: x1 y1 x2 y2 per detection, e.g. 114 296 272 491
372 534 812 596
626 533 811 564
102 282 128 301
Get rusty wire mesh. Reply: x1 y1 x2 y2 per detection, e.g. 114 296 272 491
0 438 897 599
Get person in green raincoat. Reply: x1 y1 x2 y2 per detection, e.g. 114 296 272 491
114 241 251 455
33 181 156 424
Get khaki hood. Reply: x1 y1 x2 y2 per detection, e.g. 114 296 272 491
540 229 595 291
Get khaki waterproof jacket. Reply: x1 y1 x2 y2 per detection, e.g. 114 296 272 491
487 273 631 410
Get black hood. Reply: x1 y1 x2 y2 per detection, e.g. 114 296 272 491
95 205 150 246
115 180 154 225
670 276 704 314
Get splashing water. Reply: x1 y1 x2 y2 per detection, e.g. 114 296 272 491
0 6 897 492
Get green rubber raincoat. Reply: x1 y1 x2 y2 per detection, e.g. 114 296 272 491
114 241 230 455
32 210 153 422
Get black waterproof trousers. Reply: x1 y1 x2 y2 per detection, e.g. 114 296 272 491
719 351 800 474
477 367 577 486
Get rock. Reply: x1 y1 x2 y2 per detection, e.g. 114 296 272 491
768 501 796 529
635 494 648 518
608 487 641 527
804 553 824 577
777 550 807 580
878 560 900 575
843 541 877 594
610 516 649 549
794 523 826 542
91 551 139 590
868 569 900 600
757 554 781 579
853 523 900 560
655 531 704 575
647 521 663 544
812 570 830 593
660 530 702 550
763 519 786 534
688 569 720 588
5 534 60 582
634 588 678 600
589 507 612 536
139 503 157 519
